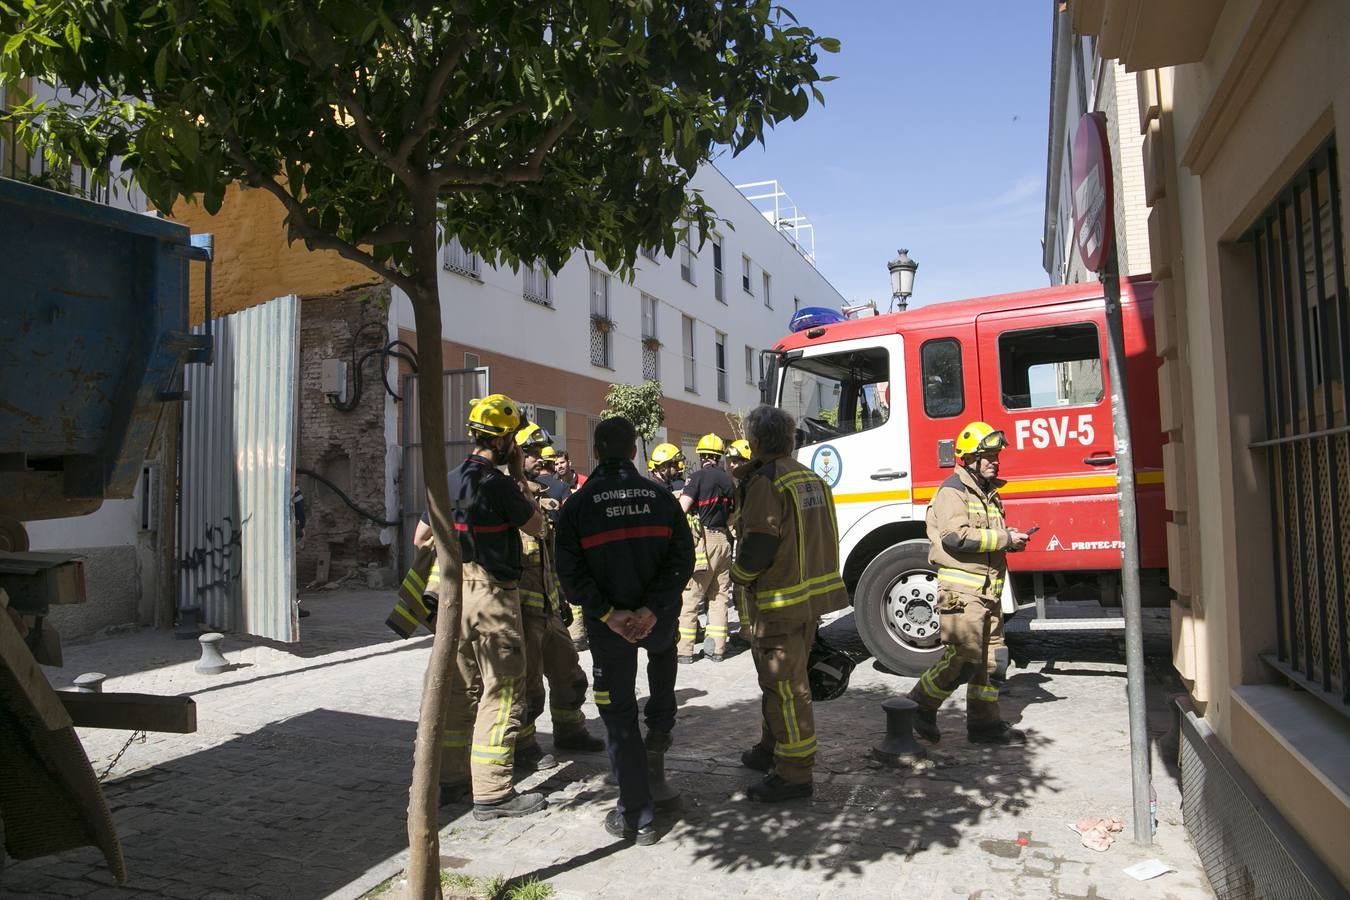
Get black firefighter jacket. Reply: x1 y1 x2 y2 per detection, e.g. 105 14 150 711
555 459 695 624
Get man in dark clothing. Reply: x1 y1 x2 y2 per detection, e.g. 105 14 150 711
555 417 694 845
676 434 737 661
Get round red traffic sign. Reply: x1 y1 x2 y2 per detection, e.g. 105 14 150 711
1071 112 1114 273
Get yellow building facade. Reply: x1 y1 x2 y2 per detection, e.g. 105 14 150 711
1066 0 1349 893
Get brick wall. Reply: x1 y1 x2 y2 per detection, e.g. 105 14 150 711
297 287 393 585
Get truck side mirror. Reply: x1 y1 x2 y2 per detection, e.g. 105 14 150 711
937 439 956 468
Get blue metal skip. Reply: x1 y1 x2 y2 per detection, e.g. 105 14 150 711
0 177 210 523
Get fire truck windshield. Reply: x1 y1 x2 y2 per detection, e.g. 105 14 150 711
778 348 890 447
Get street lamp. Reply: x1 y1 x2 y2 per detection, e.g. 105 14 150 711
888 248 918 312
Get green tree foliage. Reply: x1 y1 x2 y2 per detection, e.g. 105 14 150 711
0 4 835 894
600 379 665 457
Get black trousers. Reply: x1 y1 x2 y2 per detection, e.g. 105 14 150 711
585 611 678 829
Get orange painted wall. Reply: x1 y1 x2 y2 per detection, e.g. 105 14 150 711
169 183 380 324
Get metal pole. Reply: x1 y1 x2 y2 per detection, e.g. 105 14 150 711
1101 253 1153 844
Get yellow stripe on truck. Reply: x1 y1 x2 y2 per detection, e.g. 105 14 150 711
911 470 1165 502
832 489 911 505
831 471 1163 504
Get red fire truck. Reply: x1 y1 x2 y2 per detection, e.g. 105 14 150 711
763 276 1167 675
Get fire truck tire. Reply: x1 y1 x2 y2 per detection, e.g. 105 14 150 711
854 539 945 676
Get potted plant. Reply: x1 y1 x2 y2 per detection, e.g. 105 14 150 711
641 336 663 352
591 313 616 334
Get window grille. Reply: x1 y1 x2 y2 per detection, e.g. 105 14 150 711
523 262 552 305
713 238 726 303
442 235 482 278
641 294 659 381
590 268 611 368
682 315 696 392
715 332 728 402
1250 139 1349 709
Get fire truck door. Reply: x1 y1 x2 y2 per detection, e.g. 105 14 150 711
779 334 911 543
974 301 1123 571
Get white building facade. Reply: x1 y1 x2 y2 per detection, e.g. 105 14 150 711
389 164 845 467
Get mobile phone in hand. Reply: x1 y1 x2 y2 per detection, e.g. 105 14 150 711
1026 525 1041 536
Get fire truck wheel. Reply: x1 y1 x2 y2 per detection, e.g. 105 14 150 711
854 539 945 676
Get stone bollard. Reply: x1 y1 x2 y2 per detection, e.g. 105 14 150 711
73 672 107 693
872 696 928 767
647 749 681 811
196 632 229 674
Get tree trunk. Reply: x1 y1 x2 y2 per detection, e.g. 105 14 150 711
405 222 460 899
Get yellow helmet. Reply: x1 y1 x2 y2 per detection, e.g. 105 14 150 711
954 421 1008 460
727 439 752 461
467 393 523 437
649 442 684 468
695 433 726 457
539 445 558 461
515 422 553 450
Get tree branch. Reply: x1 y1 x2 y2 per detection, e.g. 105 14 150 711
273 8 409 183
394 35 475 165
432 109 578 189
354 223 416 246
222 132 419 298
442 102 530 160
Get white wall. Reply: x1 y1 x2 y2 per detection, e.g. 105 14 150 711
390 163 845 414
24 491 142 549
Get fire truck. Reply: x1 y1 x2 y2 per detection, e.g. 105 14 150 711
762 276 1167 675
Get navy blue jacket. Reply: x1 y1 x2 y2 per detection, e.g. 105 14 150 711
555 459 694 622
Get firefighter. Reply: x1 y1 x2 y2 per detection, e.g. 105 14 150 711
676 434 736 663
555 417 694 845
725 439 754 650
436 393 549 820
538 445 588 649
648 442 686 494
514 424 606 759
731 406 848 802
908 420 1031 745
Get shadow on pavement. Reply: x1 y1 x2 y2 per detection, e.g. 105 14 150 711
665 687 1052 882
42 589 414 688
1 709 420 900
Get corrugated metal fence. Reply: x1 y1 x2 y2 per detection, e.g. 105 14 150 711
179 295 300 642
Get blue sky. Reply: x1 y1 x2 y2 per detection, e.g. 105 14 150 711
713 1 1054 310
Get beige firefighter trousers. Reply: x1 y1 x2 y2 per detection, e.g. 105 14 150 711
751 617 819 784
520 606 589 746
908 588 1003 725
678 528 732 656
439 564 527 802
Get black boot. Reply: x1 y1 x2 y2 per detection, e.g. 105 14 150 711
739 744 774 772
747 773 812 803
604 809 657 846
913 707 941 743
554 729 605 753
472 791 546 821
514 743 559 773
968 721 1027 745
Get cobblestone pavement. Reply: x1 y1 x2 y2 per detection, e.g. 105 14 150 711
4 589 1213 899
